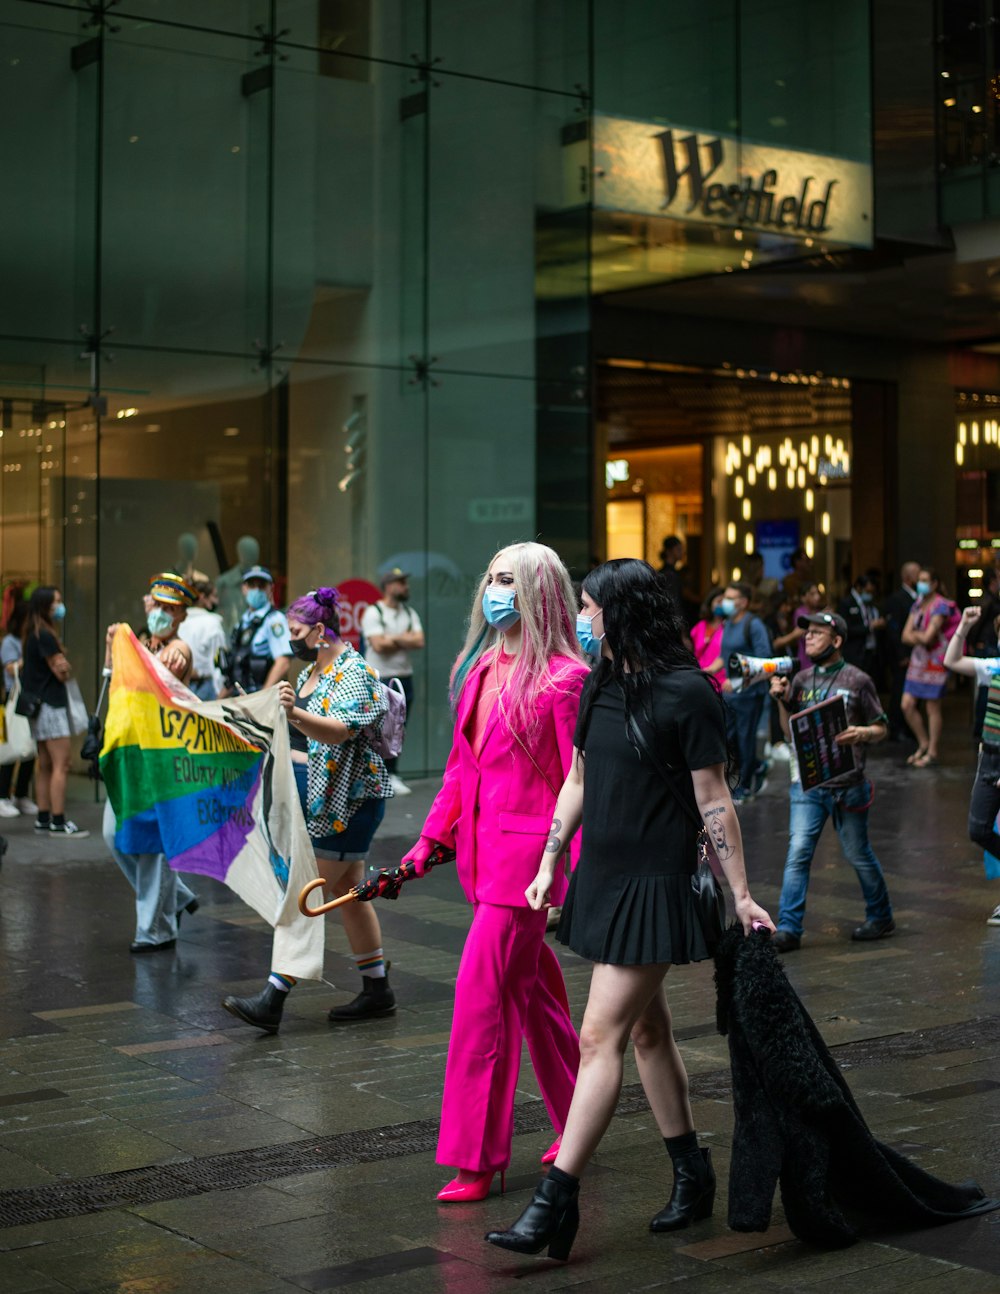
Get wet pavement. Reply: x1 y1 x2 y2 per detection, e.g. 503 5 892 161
0 697 998 1293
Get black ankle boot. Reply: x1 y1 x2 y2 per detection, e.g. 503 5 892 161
221 983 286 1034
484 1170 580 1261
650 1146 715 1232
327 972 396 1022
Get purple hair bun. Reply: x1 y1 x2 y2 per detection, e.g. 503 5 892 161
288 586 342 630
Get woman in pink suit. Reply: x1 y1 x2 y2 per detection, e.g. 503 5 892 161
403 542 587 1202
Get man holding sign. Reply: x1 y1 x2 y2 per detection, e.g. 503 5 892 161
768 610 895 953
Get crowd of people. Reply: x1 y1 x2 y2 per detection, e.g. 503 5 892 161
0 535 998 1266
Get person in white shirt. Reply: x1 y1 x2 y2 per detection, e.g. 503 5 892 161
361 568 424 794
178 578 228 700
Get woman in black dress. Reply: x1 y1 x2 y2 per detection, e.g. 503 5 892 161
486 559 773 1263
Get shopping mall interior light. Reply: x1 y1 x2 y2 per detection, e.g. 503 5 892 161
804 536 815 558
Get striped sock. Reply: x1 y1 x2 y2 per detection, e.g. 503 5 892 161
268 972 297 993
354 948 386 979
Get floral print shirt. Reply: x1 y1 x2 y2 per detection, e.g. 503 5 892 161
296 644 392 837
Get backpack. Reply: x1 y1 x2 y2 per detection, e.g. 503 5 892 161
369 677 407 760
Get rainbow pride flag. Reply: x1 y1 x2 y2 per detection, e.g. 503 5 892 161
100 625 324 979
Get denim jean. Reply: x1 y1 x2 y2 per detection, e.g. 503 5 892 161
777 778 892 937
103 800 198 946
968 746 1000 857
724 686 766 791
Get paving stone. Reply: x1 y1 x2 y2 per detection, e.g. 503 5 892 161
0 745 997 1292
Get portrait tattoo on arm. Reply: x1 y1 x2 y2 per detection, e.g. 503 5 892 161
544 816 563 855
704 804 736 859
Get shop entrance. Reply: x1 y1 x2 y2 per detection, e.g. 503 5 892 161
598 360 854 610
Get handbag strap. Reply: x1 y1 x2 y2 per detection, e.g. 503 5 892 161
626 709 704 835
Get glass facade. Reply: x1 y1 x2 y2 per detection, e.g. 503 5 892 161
0 0 872 774
936 0 1000 220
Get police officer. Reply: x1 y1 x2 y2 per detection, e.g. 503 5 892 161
220 566 293 695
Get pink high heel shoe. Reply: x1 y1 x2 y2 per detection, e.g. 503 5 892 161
541 1135 562 1165
436 1169 506 1202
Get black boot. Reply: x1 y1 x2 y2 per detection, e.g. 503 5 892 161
650 1145 715 1232
485 1168 580 1261
327 972 396 1022
221 983 286 1034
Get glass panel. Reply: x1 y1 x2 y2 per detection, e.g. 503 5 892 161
0 8 97 343
426 371 537 766
113 2 269 37
594 0 738 131
740 0 871 159
428 78 588 379
938 0 989 173
94 350 273 636
272 50 426 371
285 358 430 767
429 0 589 94
102 23 266 354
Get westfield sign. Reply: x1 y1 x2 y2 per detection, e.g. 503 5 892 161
592 114 873 249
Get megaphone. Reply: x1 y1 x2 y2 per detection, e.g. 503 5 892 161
729 653 796 685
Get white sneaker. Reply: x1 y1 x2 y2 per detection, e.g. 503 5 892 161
15 797 38 816
988 905 1000 927
388 774 412 796
769 742 792 764
0 799 19 818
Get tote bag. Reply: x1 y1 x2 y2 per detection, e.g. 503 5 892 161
0 673 37 764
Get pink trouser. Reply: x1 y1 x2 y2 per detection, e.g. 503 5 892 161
437 902 580 1173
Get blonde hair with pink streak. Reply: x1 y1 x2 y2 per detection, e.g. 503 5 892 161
450 541 584 736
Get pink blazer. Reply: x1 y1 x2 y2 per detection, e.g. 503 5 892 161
421 653 588 907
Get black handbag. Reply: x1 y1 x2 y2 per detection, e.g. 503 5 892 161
80 675 110 780
627 710 726 953
14 687 42 719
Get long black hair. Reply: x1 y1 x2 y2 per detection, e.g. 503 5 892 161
577 559 734 778
24 587 60 644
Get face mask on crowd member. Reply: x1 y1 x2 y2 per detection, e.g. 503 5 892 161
147 606 174 639
718 597 736 618
246 587 269 611
51 601 66 621
482 585 520 631
576 610 605 657
916 579 931 598
289 624 322 662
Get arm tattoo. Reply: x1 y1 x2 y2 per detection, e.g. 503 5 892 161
544 817 564 855
703 803 736 860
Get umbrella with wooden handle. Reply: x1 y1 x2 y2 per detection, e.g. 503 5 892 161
298 843 456 917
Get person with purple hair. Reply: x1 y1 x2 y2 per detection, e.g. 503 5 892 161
222 586 395 1032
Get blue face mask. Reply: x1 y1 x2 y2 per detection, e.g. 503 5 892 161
718 597 736 618
482 586 520 631
246 587 269 612
51 603 66 621
147 607 174 638
860 591 873 604
916 580 931 598
576 612 605 657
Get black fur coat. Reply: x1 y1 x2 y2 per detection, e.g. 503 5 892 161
714 926 998 1248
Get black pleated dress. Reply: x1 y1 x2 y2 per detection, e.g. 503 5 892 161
557 669 728 966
